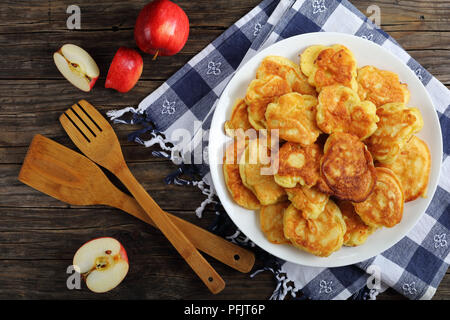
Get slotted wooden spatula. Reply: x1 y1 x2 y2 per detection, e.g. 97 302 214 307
59 100 225 294
18 134 254 274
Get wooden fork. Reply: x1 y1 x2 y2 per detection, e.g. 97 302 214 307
59 100 225 294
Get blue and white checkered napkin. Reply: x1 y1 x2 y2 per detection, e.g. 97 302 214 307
108 0 450 300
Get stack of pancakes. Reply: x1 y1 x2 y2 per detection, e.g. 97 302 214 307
223 45 431 257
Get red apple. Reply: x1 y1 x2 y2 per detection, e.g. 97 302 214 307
105 47 143 93
134 0 189 57
73 237 129 293
53 44 99 92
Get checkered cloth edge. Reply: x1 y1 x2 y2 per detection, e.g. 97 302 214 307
108 0 450 300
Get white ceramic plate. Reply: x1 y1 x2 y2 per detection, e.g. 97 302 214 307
208 32 443 267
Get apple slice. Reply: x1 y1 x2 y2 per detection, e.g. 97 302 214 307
53 44 100 92
73 237 129 293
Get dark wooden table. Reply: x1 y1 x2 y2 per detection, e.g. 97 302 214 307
0 0 448 300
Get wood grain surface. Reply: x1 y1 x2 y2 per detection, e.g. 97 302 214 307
0 0 448 299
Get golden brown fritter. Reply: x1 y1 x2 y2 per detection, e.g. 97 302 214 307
245 75 291 130
316 85 379 140
257 55 316 96
224 98 254 137
379 136 431 202
354 167 404 228
365 103 424 164
283 200 346 257
300 44 358 92
285 185 329 220
265 92 321 145
260 201 291 244
223 139 261 210
300 45 326 78
357 65 410 108
274 142 322 188
321 133 377 202
336 199 375 246
239 138 287 205
316 175 335 195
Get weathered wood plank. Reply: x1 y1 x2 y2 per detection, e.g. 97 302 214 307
434 275 450 300
354 0 450 29
0 257 275 299
0 0 449 82
0 162 212 212
0 0 260 32
0 80 163 113
0 207 218 259
389 31 450 50
0 74 448 149
0 205 274 299
0 80 164 112
0 28 218 79
1 0 448 33
406 49 450 84
0 29 448 81
0 107 146 147
1 73 448 114
0 143 168 165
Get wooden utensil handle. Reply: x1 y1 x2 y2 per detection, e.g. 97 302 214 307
111 191 254 273
115 166 225 294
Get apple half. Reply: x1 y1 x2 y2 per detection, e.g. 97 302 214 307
105 47 143 93
54 44 100 92
73 237 129 293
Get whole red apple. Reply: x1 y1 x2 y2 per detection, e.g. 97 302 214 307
134 0 189 57
105 47 143 93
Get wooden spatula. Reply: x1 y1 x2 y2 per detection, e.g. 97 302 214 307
59 100 225 294
19 134 254 275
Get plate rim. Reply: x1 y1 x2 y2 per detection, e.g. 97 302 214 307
208 32 443 267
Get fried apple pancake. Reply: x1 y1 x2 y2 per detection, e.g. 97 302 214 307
245 75 291 130
260 201 290 244
365 103 424 164
379 136 431 202
300 45 326 78
321 133 377 202
316 175 335 195
357 65 410 107
316 85 379 140
300 44 358 92
336 199 374 246
274 142 322 188
223 139 261 210
283 200 346 257
224 98 254 137
239 138 286 205
265 92 321 145
257 55 316 96
354 167 404 228
285 185 329 220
